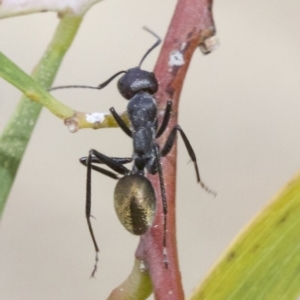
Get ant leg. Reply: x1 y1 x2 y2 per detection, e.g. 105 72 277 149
80 156 132 180
83 150 132 277
109 107 132 138
160 125 216 196
85 150 99 277
90 149 131 175
153 144 169 268
156 101 172 138
80 156 132 165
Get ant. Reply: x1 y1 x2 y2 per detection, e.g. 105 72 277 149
49 27 214 276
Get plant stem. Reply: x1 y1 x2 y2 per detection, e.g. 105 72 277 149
0 14 82 216
107 0 216 296
132 0 216 299
0 52 129 132
107 259 153 300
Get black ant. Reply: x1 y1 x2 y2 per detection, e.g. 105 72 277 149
49 27 214 276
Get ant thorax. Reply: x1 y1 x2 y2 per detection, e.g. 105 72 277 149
127 92 157 130
128 93 157 159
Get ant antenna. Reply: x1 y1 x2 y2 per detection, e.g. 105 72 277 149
47 71 127 92
97 27 161 89
97 71 127 89
138 27 161 68
48 85 99 92
48 27 161 92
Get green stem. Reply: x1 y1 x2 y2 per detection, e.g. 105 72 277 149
0 14 82 216
107 259 153 300
0 51 128 131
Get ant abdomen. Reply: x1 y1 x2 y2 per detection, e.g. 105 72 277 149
114 174 156 235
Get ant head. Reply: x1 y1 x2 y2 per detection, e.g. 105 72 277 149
117 67 158 100
117 27 161 100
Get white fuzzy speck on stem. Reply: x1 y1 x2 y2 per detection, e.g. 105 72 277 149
85 112 107 124
139 260 147 273
168 50 185 69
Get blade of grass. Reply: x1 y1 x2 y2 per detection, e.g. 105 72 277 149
0 14 82 216
189 172 300 300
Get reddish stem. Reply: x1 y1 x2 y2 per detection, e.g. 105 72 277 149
135 0 216 299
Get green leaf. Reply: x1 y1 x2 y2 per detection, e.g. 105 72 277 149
189 173 300 300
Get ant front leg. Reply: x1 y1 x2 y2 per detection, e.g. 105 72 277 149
109 107 132 138
81 149 132 276
160 125 216 196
